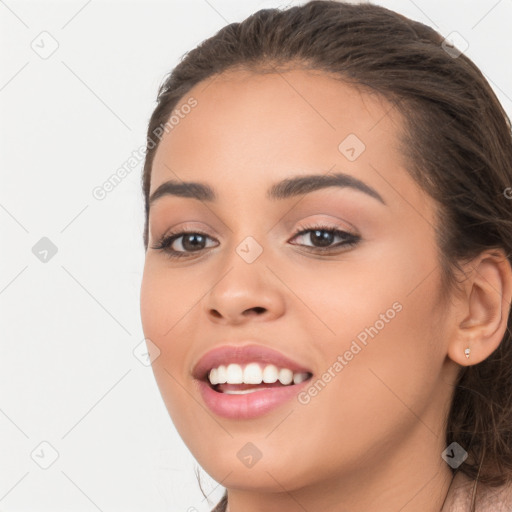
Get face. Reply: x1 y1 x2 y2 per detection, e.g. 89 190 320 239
140 69 457 493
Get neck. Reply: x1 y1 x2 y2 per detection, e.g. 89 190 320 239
224 435 454 512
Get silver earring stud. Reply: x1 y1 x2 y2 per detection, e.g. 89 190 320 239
464 347 471 359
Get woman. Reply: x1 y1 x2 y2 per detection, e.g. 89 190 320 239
139 1 512 510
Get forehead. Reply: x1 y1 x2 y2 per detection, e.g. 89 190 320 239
149 68 408 201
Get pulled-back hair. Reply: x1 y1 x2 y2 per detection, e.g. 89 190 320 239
140 2 512 510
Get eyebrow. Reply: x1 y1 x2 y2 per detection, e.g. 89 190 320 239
148 172 386 206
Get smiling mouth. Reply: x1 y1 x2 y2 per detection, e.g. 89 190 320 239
210 379 313 394
195 352 315 418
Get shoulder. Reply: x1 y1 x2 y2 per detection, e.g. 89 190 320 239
444 471 512 512
477 478 512 512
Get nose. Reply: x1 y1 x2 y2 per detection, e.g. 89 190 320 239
203 252 286 326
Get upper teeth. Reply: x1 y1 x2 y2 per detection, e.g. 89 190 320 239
208 363 310 386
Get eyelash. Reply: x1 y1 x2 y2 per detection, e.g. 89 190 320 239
150 223 361 260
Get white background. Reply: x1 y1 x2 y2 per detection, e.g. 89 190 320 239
1 0 511 511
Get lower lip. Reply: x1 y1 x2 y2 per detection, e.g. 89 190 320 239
196 378 312 419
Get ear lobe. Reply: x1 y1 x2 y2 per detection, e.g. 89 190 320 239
447 250 512 367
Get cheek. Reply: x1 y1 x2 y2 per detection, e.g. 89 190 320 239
140 264 198 426
140 262 196 344
140 263 196 387
308 276 443 432
140 267 169 349
292 243 444 425
277 296 443 484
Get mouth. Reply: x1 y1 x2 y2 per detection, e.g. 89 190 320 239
192 343 314 419
204 363 313 394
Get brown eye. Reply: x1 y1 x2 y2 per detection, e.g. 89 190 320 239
150 231 218 259
290 224 360 250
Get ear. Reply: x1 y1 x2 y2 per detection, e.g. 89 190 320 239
447 249 512 366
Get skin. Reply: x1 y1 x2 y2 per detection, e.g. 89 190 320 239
139 68 512 512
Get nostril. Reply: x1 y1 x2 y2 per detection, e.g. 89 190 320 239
244 306 266 316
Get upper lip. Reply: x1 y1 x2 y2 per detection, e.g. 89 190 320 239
192 343 314 381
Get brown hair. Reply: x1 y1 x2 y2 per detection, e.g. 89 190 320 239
140 1 512 509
